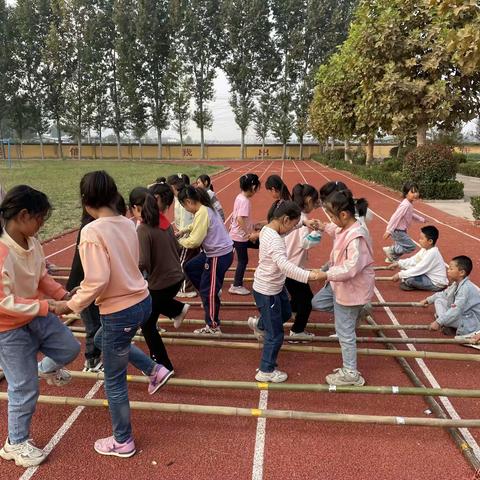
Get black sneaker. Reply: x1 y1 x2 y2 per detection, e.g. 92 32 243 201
83 357 103 372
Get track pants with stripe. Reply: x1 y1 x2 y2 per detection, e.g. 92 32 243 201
179 246 200 293
184 251 234 327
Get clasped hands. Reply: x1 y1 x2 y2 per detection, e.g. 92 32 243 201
47 287 78 316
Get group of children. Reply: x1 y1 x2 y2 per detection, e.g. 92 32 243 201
0 171 478 467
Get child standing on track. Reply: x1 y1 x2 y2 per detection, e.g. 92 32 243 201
229 173 261 295
177 186 234 335
0 186 80 468
196 174 225 221
249 201 323 383
383 181 425 262
52 171 173 459
312 189 374 386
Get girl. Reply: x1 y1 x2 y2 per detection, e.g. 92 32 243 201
265 175 291 202
311 189 375 387
130 184 188 372
0 186 80 468
167 174 198 298
249 201 323 383
229 173 261 295
53 171 173 458
196 174 225 221
177 186 234 335
383 181 425 262
284 184 323 341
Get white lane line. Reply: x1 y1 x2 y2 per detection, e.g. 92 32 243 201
45 243 76 259
251 390 268 480
19 380 104 480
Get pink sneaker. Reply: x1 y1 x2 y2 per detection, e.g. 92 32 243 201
148 364 174 395
94 436 136 458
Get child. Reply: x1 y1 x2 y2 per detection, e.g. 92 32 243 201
167 174 197 298
0 185 80 468
284 184 323 341
52 171 173 458
229 173 261 295
312 189 374 386
196 174 225 221
248 201 324 383
265 175 291 202
130 185 188 372
421 256 480 341
177 186 234 334
383 181 425 262
390 225 447 291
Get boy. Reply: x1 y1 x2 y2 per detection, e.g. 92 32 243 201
420 256 480 341
390 225 447 291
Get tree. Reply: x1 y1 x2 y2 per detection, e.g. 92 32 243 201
0 0 12 141
183 0 222 159
8 95 35 157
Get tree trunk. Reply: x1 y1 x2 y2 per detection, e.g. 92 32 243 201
299 139 304 161
240 129 245 160
180 130 184 153
138 139 143 161
344 138 351 163
282 143 286 160
366 137 374 165
416 123 427 146
38 133 45 161
200 127 205 159
157 128 162 160
77 136 81 160
99 129 103 161
115 132 121 161
261 137 265 160
19 138 23 159
56 119 63 159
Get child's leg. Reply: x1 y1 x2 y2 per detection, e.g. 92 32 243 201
80 302 102 361
141 290 174 370
333 301 363 372
184 252 207 292
391 230 416 259
253 290 285 372
285 279 313 332
403 275 443 292
311 283 334 312
433 297 449 318
233 241 249 287
179 247 198 293
199 252 234 327
0 327 40 444
153 281 185 318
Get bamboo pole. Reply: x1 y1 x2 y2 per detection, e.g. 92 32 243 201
52 266 71 272
52 275 69 281
1 392 480 428
225 266 392 273
375 276 395 281
67 325 477 345
186 301 423 308
68 370 480 399
70 331 480 362
223 276 394 282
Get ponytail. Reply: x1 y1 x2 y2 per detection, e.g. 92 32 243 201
198 174 214 191
355 198 368 218
292 183 318 210
265 175 291 201
129 187 159 228
319 180 348 202
149 182 174 212
323 189 356 217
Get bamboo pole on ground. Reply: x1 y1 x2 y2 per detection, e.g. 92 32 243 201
52 267 71 272
1 392 480 428
223 276 394 282
186 301 423 308
52 275 69 281
70 331 480 362
365 314 480 471
68 370 480 399
67 325 478 345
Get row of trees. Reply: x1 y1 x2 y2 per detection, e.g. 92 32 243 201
0 0 356 160
309 0 480 164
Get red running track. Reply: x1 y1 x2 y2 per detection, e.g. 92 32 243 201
1 159 479 480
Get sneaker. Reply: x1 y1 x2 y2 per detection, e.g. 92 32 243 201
173 304 190 329
0 438 47 467
39 368 72 386
383 246 395 263
148 364 174 395
248 316 264 341
83 357 103 373
255 369 288 383
357 304 372 326
288 330 315 343
329 333 339 338
326 367 365 386
399 281 415 291
455 330 480 350
176 291 197 298
94 436 136 458
193 325 222 335
228 285 250 295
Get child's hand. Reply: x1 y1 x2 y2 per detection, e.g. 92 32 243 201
304 219 322 230
429 320 441 331
391 273 400 282
63 287 79 300
176 230 186 238
388 262 399 270
383 231 390 240
419 298 429 307
249 231 260 242
309 270 327 282
49 300 72 316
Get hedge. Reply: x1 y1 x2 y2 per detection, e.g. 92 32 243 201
471 196 480 221
404 144 457 183
458 162 480 178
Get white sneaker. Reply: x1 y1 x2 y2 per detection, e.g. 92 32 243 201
255 369 288 383
382 246 395 263
38 368 72 386
228 285 250 295
248 316 264 341
326 367 365 386
288 330 315 343
0 438 47 467
193 325 222 335
177 291 197 298
455 329 480 350
173 304 190 329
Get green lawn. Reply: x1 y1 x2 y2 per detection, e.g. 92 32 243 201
0 160 223 240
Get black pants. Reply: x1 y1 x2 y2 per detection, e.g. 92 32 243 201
141 281 184 371
80 302 102 360
179 247 200 293
233 240 258 286
285 278 313 333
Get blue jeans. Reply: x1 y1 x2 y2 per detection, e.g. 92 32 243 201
0 314 80 443
94 296 155 443
391 229 415 259
253 288 291 372
403 274 444 292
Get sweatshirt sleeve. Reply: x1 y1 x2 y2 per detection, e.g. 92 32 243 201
386 202 409 233
398 250 434 279
137 225 151 274
324 223 338 238
326 237 369 283
270 234 310 284
179 207 209 249
38 272 67 300
66 230 110 313
413 211 425 222
436 288 467 327
398 250 422 270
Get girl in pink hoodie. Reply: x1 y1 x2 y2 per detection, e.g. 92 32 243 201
312 189 374 387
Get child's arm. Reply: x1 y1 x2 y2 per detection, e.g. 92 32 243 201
38 271 68 301
179 207 209 249
435 289 468 328
413 211 425 223
397 250 421 270
326 237 370 282
323 222 337 238
236 216 251 237
384 202 408 238
137 226 152 274
397 251 434 279
269 236 311 283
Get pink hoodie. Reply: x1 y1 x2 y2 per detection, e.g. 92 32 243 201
325 221 375 306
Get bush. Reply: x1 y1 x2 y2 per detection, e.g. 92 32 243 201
458 162 480 178
453 152 467 164
418 180 464 200
471 196 480 220
323 149 345 164
382 157 402 172
389 145 415 160
351 147 366 165
404 144 457 183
